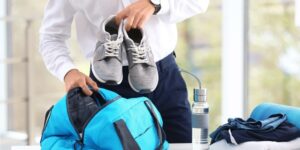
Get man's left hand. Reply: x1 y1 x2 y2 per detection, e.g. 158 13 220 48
116 0 155 31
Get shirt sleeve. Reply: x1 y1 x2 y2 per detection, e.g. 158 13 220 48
157 0 210 23
39 0 76 82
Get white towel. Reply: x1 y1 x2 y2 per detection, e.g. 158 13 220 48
210 138 300 150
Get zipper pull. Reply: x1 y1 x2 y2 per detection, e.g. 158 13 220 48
74 139 84 150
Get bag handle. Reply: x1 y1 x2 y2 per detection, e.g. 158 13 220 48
144 101 167 150
114 119 141 150
67 87 106 106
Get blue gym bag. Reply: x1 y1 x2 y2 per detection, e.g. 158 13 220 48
40 87 169 150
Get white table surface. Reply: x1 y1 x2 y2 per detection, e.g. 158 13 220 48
11 144 208 150
11 139 300 150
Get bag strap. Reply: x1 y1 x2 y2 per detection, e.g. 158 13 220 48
114 119 141 150
144 101 167 150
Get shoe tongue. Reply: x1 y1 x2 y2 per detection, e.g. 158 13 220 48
134 42 140 47
110 34 118 40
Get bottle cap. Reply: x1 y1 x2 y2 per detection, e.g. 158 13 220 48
194 88 207 102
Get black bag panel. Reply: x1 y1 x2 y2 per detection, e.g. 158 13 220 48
67 87 100 133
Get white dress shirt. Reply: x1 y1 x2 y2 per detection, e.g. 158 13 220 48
39 0 209 81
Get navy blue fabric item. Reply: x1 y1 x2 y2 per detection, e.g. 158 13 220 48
225 114 287 131
220 121 300 144
209 114 299 144
90 53 192 143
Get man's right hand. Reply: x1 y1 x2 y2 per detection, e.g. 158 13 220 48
64 69 99 96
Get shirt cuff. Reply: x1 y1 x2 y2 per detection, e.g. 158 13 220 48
156 0 170 15
57 61 76 82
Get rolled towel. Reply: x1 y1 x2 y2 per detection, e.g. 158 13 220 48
250 103 300 129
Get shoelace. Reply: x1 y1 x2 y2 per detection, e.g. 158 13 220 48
103 37 123 57
128 42 150 64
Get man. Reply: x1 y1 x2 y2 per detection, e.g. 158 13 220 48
40 0 209 143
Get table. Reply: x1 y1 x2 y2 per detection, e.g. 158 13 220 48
11 144 208 150
11 139 300 150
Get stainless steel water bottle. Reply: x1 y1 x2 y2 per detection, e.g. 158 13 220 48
179 69 209 149
192 88 209 149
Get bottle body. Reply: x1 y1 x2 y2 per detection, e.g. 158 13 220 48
192 102 209 148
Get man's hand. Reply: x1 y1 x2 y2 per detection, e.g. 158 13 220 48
64 69 98 96
116 0 155 31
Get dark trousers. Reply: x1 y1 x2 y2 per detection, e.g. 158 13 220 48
89 53 192 143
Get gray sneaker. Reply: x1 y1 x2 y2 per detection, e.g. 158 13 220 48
92 15 123 85
123 27 159 93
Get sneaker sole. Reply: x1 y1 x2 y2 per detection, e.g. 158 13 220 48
128 75 158 94
91 64 123 85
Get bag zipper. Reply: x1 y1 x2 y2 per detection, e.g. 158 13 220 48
40 105 54 143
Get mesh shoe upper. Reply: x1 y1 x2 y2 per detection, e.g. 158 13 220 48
92 16 124 84
123 28 159 93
